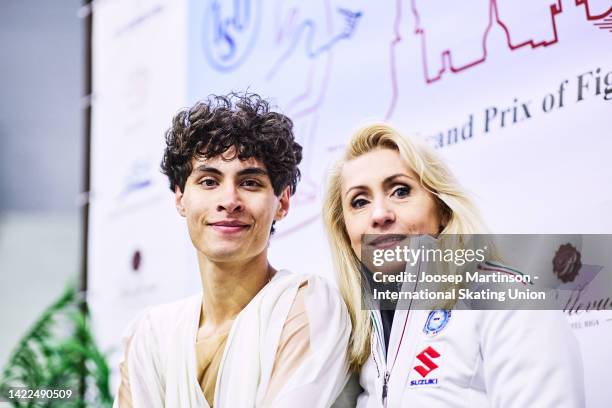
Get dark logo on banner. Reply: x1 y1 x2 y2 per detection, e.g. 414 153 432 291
131 250 142 273
553 243 581 283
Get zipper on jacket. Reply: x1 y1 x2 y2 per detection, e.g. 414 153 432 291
379 260 421 408
382 371 390 407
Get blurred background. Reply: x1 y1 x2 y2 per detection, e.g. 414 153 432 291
0 0 83 369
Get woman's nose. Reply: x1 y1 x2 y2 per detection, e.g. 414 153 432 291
370 202 395 229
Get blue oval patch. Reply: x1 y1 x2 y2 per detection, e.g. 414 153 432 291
424 310 451 336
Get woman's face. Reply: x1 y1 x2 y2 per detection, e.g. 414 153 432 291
340 147 443 259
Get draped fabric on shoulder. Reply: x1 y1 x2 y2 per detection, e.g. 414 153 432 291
117 337 133 408
113 271 351 408
260 281 311 405
196 329 230 406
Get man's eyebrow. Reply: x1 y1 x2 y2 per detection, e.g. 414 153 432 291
193 165 222 175
192 165 268 177
237 167 268 177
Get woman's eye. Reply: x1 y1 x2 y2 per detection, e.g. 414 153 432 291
392 185 411 198
200 178 218 187
351 198 369 209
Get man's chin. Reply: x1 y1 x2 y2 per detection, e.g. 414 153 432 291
205 248 242 261
201 244 258 263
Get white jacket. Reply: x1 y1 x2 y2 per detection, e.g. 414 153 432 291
358 307 585 407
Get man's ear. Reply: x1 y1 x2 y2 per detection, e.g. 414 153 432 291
274 186 291 221
175 185 186 217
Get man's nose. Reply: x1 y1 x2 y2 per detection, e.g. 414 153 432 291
371 201 395 229
216 185 243 213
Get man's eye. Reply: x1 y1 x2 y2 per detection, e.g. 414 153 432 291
351 198 369 209
392 185 411 198
200 179 218 187
241 179 262 188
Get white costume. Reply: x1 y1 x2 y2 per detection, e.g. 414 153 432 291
359 307 585 407
115 270 350 408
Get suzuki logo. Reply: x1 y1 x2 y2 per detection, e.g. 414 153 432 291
414 346 440 378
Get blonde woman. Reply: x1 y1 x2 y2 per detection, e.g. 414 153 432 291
323 123 584 407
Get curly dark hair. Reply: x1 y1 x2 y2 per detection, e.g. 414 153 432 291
160 92 302 197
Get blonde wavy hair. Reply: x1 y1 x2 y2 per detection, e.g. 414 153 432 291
323 123 491 371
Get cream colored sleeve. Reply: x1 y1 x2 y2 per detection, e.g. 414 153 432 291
260 281 311 406
115 337 133 408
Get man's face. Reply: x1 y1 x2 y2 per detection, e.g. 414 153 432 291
175 147 290 263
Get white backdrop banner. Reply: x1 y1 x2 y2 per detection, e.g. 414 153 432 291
90 0 612 404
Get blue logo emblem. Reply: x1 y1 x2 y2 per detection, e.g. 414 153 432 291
424 310 451 336
202 0 261 72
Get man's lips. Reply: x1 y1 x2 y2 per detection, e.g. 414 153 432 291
367 234 407 249
208 221 250 233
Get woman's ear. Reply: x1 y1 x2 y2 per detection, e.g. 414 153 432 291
175 185 186 217
274 186 291 221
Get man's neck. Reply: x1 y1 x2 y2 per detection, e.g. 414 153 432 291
197 250 273 334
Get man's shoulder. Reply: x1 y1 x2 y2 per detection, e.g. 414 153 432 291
277 271 348 318
276 269 335 286
276 270 341 297
139 293 201 329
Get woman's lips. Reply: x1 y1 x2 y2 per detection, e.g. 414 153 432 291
367 234 407 249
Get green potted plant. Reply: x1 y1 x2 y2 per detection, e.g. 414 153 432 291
0 283 113 407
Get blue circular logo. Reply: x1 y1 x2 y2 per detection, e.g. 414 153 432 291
202 0 261 72
424 310 451 336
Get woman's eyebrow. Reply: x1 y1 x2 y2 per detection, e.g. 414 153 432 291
344 185 367 198
344 173 416 197
382 173 414 185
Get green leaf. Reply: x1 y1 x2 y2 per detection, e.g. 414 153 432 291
0 282 114 406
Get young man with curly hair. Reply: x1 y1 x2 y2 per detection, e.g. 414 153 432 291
113 93 350 408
